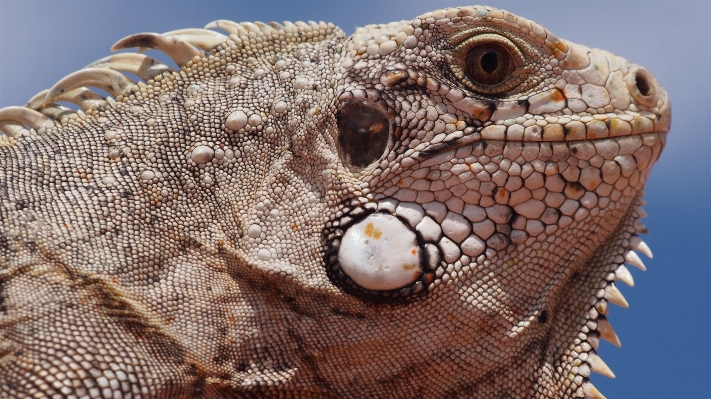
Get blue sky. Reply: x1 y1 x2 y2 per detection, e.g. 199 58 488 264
1 1 709 397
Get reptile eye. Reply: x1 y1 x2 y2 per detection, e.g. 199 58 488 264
448 33 529 95
337 99 390 168
464 43 514 86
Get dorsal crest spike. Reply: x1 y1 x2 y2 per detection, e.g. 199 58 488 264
35 104 74 121
160 28 229 51
43 68 133 107
25 89 50 110
0 106 56 131
85 53 174 81
45 87 105 111
111 32 202 66
205 19 248 36
0 121 31 139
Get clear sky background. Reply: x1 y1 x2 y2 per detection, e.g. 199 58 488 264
1 1 708 397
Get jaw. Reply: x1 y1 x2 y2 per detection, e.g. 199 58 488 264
225 129 663 398
531 191 651 399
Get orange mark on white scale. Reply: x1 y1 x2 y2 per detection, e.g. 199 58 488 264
364 222 382 239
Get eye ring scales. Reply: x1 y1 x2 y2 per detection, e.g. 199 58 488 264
447 32 531 96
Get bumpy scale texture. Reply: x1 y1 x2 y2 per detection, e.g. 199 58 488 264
0 5 669 399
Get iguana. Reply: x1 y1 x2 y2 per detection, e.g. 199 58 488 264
0 5 669 398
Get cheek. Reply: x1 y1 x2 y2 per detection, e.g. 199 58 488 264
343 131 664 303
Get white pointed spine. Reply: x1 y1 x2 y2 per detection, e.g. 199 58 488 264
614 265 635 287
624 250 647 271
112 32 202 66
268 21 285 30
47 88 106 111
159 29 229 51
25 89 50 110
604 284 629 308
587 352 615 378
0 106 56 131
597 317 622 347
582 381 607 399
255 21 279 34
630 236 653 258
43 68 133 106
240 21 263 33
36 105 73 120
0 121 31 138
85 53 174 81
205 20 249 36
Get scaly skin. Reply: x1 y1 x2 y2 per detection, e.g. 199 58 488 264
0 6 668 399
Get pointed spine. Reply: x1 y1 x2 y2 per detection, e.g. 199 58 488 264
0 106 55 130
159 29 229 51
112 32 202 66
587 352 616 378
36 104 74 120
582 382 607 399
624 250 647 271
615 265 635 287
0 121 31 138
85 53 174 81
597 317 622 347
44 68 133 106
604 284 629 308
47 87 105 111
205 20 249 35
26 89 50 110
630 236 653 258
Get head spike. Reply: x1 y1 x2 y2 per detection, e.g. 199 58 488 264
635 207 648 218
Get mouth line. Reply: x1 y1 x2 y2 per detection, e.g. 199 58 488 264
413 130 668 159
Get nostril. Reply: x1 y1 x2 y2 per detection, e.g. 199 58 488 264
635 70 652 97
626 67 658 107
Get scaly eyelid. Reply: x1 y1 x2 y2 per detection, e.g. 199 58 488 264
446 34 526 96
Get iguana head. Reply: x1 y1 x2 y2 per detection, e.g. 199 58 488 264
0 5 668 399
244 7 668 398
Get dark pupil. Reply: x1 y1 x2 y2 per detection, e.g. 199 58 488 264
480 51 499 74
463 42 513 87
